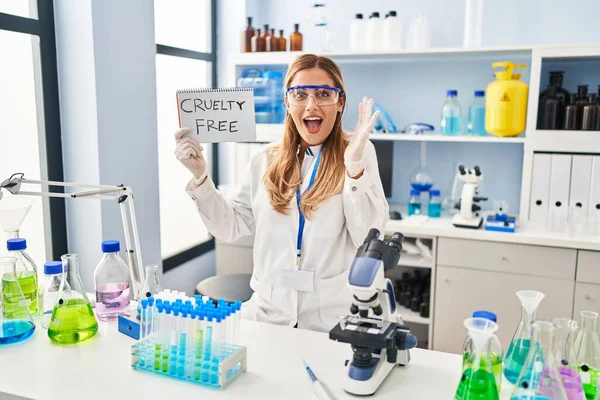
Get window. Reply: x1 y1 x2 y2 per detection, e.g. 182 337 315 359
154 0 217 272
0 1 66 263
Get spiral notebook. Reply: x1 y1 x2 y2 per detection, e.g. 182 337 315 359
176 87 256 143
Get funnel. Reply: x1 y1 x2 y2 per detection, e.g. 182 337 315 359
465 317 498 351
0 196 34 237
517 290 545 315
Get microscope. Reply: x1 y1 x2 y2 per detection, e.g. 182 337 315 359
452 165 488 229
329 229 418 396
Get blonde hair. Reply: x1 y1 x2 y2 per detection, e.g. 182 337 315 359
263 54 348 219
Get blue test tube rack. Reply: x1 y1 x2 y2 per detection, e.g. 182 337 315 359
131 337 246 390
131 296 246 390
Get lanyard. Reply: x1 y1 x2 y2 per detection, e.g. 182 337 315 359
295 147 323 265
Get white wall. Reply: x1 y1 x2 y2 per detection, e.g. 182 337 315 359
248 0 600 53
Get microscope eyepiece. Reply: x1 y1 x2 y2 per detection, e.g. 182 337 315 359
388 232 404 251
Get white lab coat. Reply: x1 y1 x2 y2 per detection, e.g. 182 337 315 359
186 140 389 332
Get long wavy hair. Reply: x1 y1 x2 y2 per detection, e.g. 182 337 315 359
263 54 348 219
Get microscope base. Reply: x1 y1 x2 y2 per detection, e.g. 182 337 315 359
344 351 408 395
452 214 483 229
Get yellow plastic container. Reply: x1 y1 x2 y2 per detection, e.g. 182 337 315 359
485 62 529 137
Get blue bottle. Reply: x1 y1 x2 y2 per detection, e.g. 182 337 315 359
428 189 442 218
441 90 462 135
408 189 422 216
467 90 486 136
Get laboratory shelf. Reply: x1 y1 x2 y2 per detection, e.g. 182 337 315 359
254 124 526 144
369 133 526 143
396 304 431 325
397 254 434 269
526 130 600 153
230 45 535 67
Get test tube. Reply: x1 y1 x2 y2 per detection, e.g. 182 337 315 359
177 309 188 377
170 307 180 375
147 297 155 339
162 306 172 373
194 311 205 381
154 304 164 371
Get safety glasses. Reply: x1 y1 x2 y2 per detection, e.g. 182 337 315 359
285 85 343 107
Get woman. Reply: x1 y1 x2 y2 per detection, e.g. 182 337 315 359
174 54 388 332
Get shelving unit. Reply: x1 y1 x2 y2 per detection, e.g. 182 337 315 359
226 43 600 353
396 303 431 325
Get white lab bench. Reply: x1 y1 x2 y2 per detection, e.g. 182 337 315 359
0 318 516 400
216 216 600 353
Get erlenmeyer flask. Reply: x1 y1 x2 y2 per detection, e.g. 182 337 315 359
573 311 600 399
511 320 568 400
552 318 585 400
48 254 98 344
0 256 36 345
455 317 499 400
139 264 162 299
504 290 546 383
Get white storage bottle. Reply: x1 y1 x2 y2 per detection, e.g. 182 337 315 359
365 12 383 52
349 13 366 52
383 10 402 51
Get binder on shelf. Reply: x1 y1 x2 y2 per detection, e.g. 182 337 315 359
547 154 572 232
529 153 552 225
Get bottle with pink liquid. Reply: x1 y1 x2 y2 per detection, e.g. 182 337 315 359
94 240 131 321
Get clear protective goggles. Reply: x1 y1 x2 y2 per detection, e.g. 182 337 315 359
285 85 343 107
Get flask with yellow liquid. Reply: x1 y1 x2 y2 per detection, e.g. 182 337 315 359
485 61 528 137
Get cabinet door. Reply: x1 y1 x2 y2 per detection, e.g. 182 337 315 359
573 282 600 333
434 266 575 354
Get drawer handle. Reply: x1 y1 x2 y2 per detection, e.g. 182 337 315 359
585 295 592 300
501 256 509 262
444 278 450 283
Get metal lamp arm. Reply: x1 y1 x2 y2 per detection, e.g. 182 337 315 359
0 174 145 300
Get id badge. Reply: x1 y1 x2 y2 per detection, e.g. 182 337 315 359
282 269 314 292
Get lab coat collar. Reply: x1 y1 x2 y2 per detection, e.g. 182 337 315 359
299 144 323 157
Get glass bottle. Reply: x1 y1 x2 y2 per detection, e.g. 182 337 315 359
564 93 582 130
408 189 422 216
455 317 499 399
94 240 131 321
428 189 442 218
467 90 486 135
290 23 303 51
552 318 585 400
241 16 255 52
0 256 36 346
539 71 570 107
512 320 568 400
6 238 38 315
267 27 278 51
277 29 286 51
39 261 69 329
48 254 98 344
574 311 600 399
251 29 265 52
538 85 563 130
462 311 503 393
582 94 598 131
262 24 270 49
140 264 162 299
504 290 545 384
441 90 462 135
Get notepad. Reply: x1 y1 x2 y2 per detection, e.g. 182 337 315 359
176 87 256 143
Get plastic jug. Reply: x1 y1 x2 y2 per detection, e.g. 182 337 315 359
485 62 528 137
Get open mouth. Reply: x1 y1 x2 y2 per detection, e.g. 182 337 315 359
303 117 323 134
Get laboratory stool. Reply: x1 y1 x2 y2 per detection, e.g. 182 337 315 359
195 273 253 304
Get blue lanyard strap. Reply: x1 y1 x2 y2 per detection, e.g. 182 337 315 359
295 147 323 264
